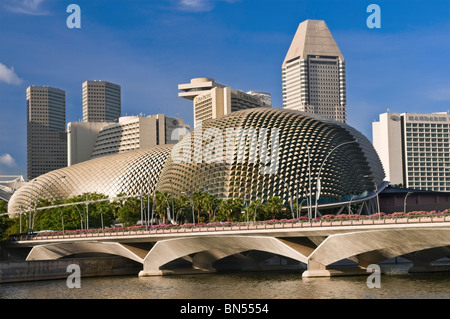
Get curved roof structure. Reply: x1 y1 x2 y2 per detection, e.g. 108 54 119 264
8 145 173 215
8 108 385 215
157 108 384 205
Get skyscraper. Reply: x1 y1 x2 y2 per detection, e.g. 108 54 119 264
26 86 67 180
82 80 121 122
282 19 346 123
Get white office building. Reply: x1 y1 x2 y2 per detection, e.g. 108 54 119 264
372 112 450 191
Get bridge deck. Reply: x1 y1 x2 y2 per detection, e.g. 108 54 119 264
9 215 450 246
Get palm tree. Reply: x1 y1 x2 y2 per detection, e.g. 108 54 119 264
173 194 190 224
192 190 206 223
202 193 219 223
263 196 284 220
248 199 264 222
155 191 170 224
217 198 243 222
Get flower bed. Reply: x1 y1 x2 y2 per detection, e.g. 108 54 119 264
28 208 450 240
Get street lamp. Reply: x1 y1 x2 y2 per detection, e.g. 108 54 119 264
254 200 262 222
348 194 356 214
314 140 358 219
280 179 293 218
363 175 380 217
306 144 312 222
404 191 413 214
241 201 249 223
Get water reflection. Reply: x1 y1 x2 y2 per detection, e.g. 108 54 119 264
2 263 450 299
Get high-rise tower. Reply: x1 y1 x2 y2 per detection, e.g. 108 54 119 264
26 86 67 180
82 80 121 122
282 20 346 123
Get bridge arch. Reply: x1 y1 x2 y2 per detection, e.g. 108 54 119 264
305 227 450 276
139 235 309 276
26 242 146 264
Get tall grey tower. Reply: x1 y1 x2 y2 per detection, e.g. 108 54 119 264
27 86 67 180
282 20 346 123
82 80 121 122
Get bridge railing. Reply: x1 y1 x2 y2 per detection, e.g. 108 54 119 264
7 213 450 242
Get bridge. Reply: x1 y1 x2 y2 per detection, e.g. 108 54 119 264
7 216 450 278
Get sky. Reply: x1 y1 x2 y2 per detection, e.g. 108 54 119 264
0 0 449 178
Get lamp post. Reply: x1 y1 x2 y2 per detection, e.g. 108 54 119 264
306 144 312 222
348 194 356 214
314 140 358 219
159 191 173 223
403 191 413 214
363 175 380 217
280 179 294 218
28 178 38 233
254 200 262 222
241 201 249 224
213 204 221 222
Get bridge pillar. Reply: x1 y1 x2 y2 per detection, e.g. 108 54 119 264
406 246 450 274
302 259 368 278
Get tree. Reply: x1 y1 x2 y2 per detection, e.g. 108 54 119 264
202 193 220 223
263 196 284 220
83 193 115 229
173 194 191 224
117 197 141 227
0 200 14 241
217 198 243 222
248 199 264 222
192 190 207 223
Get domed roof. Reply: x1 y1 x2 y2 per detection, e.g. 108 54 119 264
157 107 384 205
8 145 173 216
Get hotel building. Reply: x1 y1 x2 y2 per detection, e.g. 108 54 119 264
282 19 346 123
372 112 450 191
26 86 67 180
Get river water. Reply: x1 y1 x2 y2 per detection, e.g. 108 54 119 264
1 262 450 300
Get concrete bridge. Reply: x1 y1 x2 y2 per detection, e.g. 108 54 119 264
8 217 450 278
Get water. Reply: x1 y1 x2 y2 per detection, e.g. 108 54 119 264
1 263 450 300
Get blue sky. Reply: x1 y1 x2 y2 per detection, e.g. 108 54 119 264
0 0 449 177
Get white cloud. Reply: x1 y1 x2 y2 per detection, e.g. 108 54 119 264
3 0 49 16
177 0 237 12
0 63 23 85
0 154 17 167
